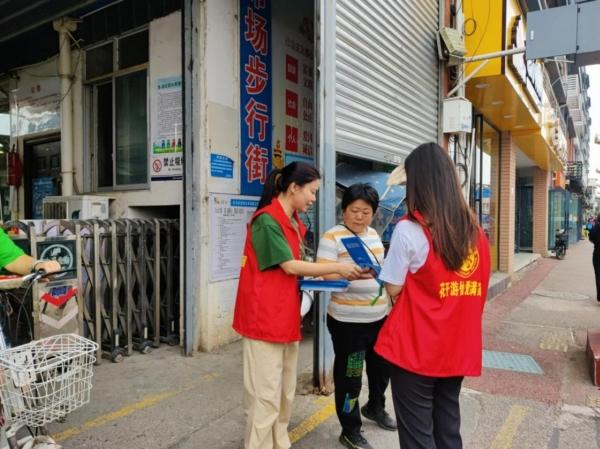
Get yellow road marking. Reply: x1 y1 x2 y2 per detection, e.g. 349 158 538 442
289 398 336 443
53 372 219 442
491 405 530 449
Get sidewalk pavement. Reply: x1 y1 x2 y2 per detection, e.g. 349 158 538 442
49 240 600 449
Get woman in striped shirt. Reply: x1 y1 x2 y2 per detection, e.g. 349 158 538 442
317 183 396 449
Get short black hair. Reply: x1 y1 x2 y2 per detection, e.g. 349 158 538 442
341 183 379 213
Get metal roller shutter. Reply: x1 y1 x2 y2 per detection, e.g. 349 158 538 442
335 0 439 163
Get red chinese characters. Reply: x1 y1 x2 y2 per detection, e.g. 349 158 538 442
245 143 269 183
285 90 298 118
245 55 268 95
286 55 298 84
245 98 269 141
244 8 268 55
286 125 298 152
241 1 271 191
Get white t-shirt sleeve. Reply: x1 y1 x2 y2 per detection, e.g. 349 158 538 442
379 220 429 286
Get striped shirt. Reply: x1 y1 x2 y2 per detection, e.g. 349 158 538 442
316 224 389 323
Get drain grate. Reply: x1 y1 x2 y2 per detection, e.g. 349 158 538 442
482 350 544 374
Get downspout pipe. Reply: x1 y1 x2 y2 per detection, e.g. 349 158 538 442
53 18 77 197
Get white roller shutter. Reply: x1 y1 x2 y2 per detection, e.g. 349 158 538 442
335 0 439 163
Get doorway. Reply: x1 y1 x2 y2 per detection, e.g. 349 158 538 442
24 136 61 219
515 182 533 252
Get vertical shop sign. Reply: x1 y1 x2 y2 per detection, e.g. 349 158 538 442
240 0 272 196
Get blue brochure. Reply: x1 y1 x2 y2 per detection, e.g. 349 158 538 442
299 279 350 292
341 236 382 277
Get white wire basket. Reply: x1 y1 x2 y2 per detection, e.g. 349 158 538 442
0 333 98 428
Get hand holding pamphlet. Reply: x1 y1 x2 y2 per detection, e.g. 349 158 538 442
340 236 381 277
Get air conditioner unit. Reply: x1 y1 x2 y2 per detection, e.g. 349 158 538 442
42 195 110 220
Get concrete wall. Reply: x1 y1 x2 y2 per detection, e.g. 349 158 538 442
195 0 242 351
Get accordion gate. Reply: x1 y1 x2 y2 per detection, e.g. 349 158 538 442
5 219 180 364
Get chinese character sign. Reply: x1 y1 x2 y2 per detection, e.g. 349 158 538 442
240 0 272 196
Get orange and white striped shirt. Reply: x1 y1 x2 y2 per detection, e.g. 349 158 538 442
317 224 389 323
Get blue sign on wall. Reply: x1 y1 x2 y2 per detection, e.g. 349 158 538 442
240 0 272 196
32 177 56 219
211 154 234 179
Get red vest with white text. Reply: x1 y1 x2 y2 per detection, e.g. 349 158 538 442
375 212 491 377
232 199 306 343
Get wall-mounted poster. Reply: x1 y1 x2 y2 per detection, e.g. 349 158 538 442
151 76 183 181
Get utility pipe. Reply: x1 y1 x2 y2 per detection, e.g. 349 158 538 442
53 18 77 197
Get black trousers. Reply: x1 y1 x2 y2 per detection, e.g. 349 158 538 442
389 364 463 449
593 249 600 301
327 315 390 437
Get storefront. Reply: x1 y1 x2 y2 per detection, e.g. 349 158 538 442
463 0 567 272
194 0 442 387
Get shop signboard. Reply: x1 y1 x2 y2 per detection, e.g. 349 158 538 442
272 1 315 163
240 0 272 196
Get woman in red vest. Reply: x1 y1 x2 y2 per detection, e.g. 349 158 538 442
374 143 491 449
233 161 362 449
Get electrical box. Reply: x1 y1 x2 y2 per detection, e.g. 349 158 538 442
439 27 466 57
42 195 110 220
442 97 473 134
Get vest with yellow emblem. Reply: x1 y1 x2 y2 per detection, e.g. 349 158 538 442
375 211 491 377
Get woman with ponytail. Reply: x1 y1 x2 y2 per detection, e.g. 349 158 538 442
233 161 362 449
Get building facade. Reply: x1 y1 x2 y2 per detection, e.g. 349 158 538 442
462 0 591 274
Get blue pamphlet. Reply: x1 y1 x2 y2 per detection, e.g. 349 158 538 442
341 236 381 277
299 279 350 292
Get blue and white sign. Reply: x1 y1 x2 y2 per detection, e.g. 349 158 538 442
240 0 272 196
32 177 56 219
209 193 260 282
210 154 234 179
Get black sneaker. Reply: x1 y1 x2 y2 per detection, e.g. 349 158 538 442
360 405 397 431
339 432 374 449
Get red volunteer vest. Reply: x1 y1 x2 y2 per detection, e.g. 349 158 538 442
232 199 306 343
375 211 491 377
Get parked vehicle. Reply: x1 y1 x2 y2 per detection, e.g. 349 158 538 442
554 229 568 260
0 270 98 449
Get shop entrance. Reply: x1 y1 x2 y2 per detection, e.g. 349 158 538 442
24 135 61 219
515 181 534 252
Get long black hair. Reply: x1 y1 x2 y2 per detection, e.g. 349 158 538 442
257 161 321 210
404 142 479 271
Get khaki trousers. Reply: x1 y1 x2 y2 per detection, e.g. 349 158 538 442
243 338 299 449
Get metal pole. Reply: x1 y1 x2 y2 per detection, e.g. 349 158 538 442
53 18 77 196
315 0 337 393
463 46 526 63
446 59 490 97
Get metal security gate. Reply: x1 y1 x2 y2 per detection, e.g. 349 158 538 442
334 0 440 164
